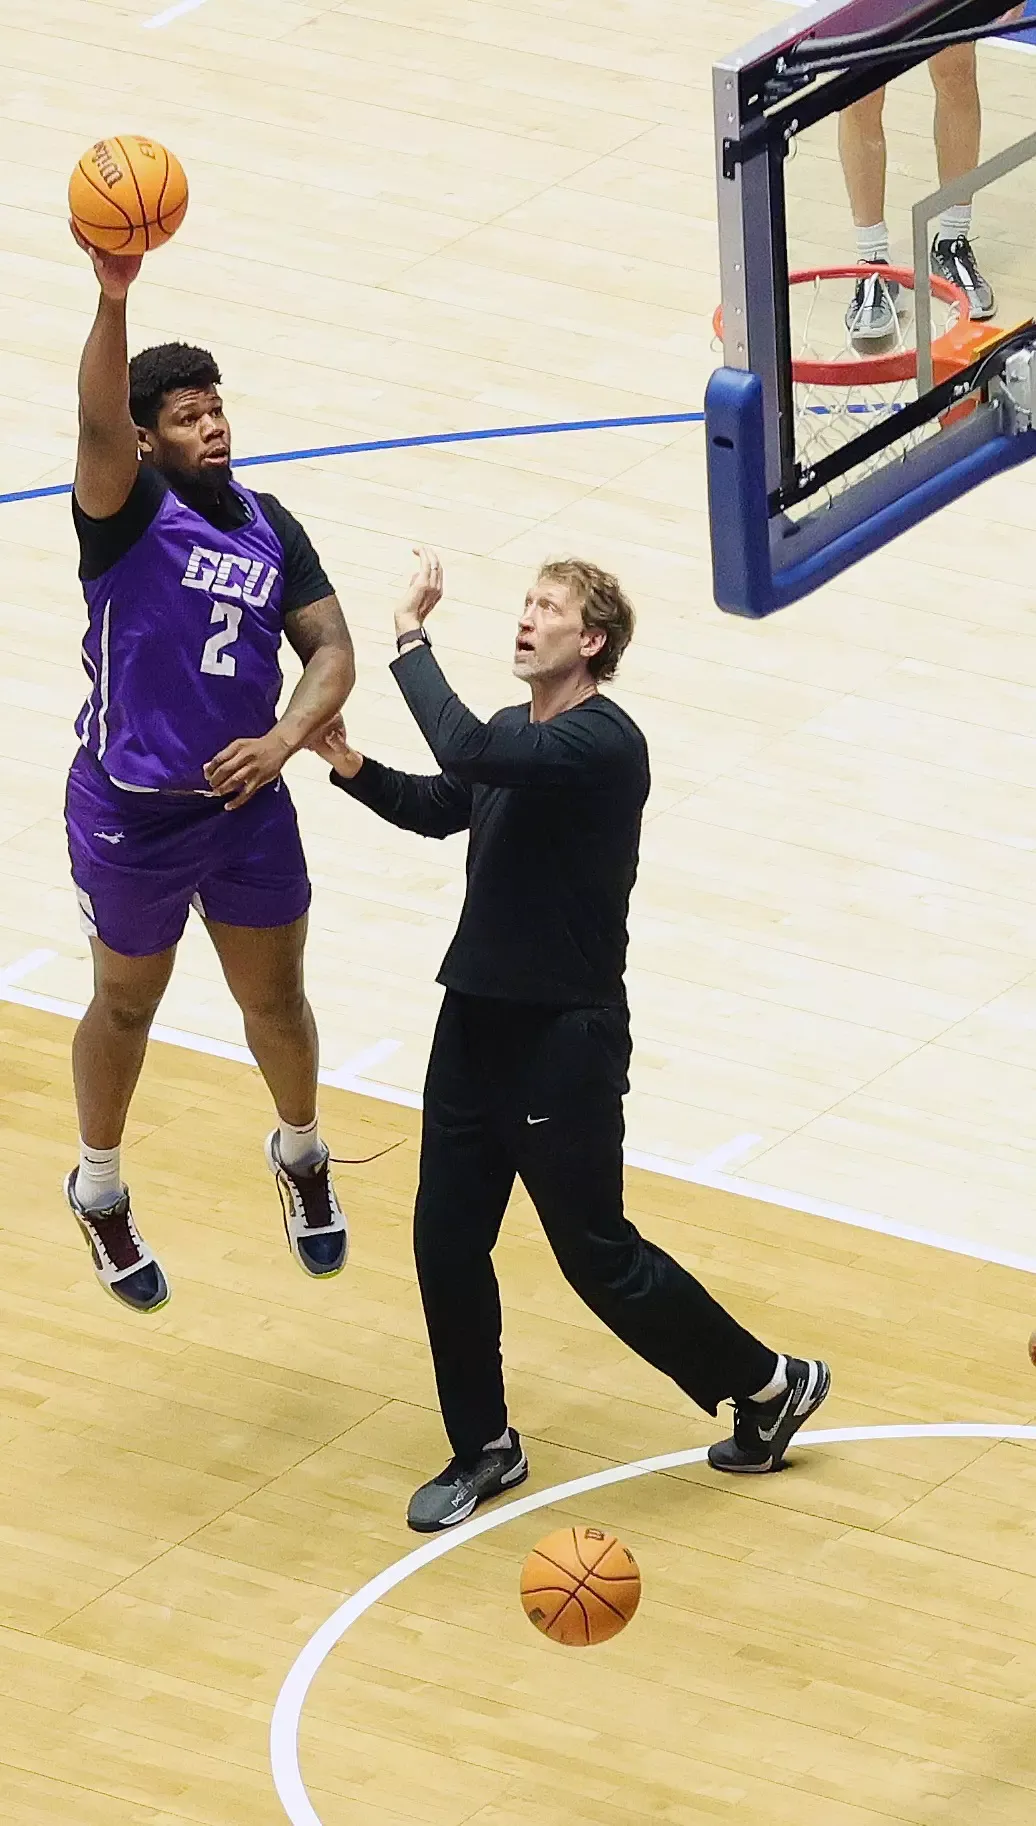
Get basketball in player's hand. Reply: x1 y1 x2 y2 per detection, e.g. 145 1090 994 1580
69 137 188 256
520 1526 641 1646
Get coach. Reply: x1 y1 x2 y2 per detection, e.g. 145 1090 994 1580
313 548 829 1531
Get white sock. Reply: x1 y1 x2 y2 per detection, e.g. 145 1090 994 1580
750 1355 788 1405
940 203 972 243
277 1115 325 1173
483 1429 511 1452
76 1141 122 1211
856 221 890 264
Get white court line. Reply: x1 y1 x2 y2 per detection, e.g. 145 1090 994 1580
624 1144 1036 1277
3 952 1034 1273
0 948 57 989
269 1421 1036 1826
0 953 416 1098
689 1132 763 1175
321 1037 402 1091
142 0 211 27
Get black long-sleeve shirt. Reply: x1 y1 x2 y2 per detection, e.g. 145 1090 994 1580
332 643 650 1006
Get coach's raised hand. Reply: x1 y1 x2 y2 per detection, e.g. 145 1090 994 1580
394 546 443 641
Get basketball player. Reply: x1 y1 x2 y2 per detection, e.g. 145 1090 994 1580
64 225 355 1313
840 9 1024 341
311 549 831 1531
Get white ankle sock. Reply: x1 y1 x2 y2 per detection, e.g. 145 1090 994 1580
278 1115 324 1173
77 1141 122 1211
483 1429 511 1452
750 1355 788 1405
940 203 972 243
856 221 890 264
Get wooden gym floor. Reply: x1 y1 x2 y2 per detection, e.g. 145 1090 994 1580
6 999 1036 1826
3 0 1036 1821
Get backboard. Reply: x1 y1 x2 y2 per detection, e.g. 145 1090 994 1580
707 0 1036 616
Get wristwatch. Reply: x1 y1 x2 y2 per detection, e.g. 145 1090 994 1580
396 626 430 655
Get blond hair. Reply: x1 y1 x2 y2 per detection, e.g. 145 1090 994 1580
537 558 636 681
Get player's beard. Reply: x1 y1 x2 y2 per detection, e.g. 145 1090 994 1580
175 457 232 504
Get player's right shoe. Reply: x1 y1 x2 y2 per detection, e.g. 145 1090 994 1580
407 1432 529 1532
846 260 899 343
708 1357 831 1473
64 1171 170 1314
930 233 995 322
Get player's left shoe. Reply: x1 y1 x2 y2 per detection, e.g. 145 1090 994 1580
265 1132 348 1276
930 234 995 321
707 1357 831 1473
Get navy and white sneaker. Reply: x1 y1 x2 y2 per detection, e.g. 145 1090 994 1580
931 233 995 321
708 1358 831 1474
846 260 900 343
64 1171 169 1314
265 1132 348 1276
407 1432 529 1532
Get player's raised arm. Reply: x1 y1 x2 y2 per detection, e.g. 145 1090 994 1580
70 225 143 519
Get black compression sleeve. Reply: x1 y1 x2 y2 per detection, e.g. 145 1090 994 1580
256 494 334 615
72 467 167 581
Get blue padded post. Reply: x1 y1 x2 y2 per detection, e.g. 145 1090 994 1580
705 368 777 619
707 363 1036 618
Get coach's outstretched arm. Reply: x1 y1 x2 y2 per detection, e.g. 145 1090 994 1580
310 714 472 840
70 225 141 520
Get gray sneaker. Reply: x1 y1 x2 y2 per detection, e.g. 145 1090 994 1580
931 233 995 322
407 1432 529 1532
708 1358 831 1474
846 262 899 343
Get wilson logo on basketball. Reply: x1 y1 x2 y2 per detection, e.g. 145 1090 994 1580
91 143 123 190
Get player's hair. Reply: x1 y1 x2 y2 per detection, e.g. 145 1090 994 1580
128 343 222 429
537 558 636 681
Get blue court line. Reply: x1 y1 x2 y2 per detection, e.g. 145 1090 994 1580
1014 0 1036 49
0 410 705 508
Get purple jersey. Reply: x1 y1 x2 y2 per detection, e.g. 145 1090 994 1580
76 480 286 793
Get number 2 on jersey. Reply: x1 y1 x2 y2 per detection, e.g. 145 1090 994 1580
200 602 243 677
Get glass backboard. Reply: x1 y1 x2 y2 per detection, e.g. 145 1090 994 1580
708 0 1036 615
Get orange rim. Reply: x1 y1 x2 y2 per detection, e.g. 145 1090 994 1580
713 265 971 387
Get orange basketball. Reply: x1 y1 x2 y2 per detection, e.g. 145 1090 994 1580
520 1525 641 1647
69 136 188 256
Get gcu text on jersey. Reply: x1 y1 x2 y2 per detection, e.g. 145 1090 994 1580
181 544 280 608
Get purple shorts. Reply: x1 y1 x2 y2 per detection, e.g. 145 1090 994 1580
65 747 311 957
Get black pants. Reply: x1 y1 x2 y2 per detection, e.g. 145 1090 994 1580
414 992 777 1464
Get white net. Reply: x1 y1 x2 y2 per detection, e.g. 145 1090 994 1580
788 270 962 515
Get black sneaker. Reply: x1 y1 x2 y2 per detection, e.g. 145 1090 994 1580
265 1132 348 1276
407 1432 529 1532
846 260 900 343
931 234 995 321
64 1171 170 1314
708 1358 831 1474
